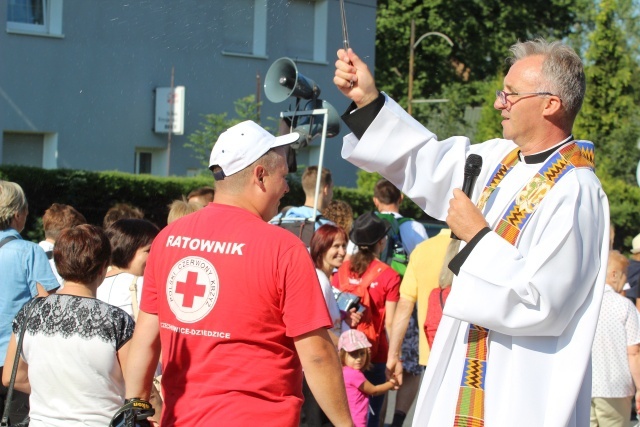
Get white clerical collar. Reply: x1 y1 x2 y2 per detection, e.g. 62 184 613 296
519 135 574 164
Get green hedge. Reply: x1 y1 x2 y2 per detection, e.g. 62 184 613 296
0 166 212 240
3 166 633 250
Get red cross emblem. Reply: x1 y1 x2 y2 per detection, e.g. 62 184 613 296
175 271 206 308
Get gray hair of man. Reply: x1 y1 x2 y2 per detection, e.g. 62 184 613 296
508 38 586 124
213 147 285 194
0 181 28 230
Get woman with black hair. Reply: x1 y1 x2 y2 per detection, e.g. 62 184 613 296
97 218 159 319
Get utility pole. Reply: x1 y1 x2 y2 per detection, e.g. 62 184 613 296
166 66 174 176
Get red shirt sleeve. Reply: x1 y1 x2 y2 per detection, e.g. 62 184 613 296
280 243 332 337
381 268 401 302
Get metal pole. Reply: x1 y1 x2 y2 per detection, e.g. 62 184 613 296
408 19 415 116
166 66 175 176
256 71 261 124
311 109 329 227
279 108 329 228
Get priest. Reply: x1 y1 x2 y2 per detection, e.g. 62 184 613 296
333 39 609 427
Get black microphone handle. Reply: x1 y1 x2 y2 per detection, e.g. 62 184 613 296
450 173 479 240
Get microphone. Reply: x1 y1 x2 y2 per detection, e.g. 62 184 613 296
451 154 483 240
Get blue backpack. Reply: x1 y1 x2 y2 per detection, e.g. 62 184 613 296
375 213 412 277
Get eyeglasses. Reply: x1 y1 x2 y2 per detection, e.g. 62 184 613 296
495 90 558 106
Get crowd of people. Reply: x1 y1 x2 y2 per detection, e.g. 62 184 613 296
0 36 634 427
0 181 216 426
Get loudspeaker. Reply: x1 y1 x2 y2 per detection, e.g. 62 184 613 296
264 57 320 103
291 99 341 149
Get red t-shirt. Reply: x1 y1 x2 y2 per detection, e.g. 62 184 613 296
332 260 400 363
141 204 332 426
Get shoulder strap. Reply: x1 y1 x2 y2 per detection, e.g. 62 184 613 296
0 235 18 250
375 212 400 235
1 297 42 425
337 259 389 291
395 217 413 244
358 259 390 290
129 276 140 321
337 261 352 290
397 217 412 226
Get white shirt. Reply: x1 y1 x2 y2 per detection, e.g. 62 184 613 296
19 295 134 427
316 268 348 338
592 284 640 398
97 272 143 317
342 95 609 427
38 240 63 287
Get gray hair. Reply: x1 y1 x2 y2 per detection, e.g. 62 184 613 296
508 38 586 123
0 181 28 230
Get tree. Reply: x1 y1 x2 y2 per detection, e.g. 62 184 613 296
356 170 383 193
574 0 640 183
376 0 591 97
184 95 263 171
375 0 592 132
473 73 504 143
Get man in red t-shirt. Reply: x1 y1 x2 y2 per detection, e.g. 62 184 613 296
121 121 354 427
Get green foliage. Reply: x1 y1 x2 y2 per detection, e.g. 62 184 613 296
184 95 263 171
356 170 383 193
599 171 640 251
375 0 590 109
0 165 212 240
474 74 505 143
352 171 440 222
574 0 640 184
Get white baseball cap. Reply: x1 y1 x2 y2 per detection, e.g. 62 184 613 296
209 120 299 180
632 233 640 254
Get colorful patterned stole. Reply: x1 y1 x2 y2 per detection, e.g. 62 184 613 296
453 140 595 427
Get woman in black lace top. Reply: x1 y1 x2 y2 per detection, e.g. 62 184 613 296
2 224 134 427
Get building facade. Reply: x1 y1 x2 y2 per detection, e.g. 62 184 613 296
1 0 378 186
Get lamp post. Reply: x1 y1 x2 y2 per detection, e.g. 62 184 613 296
407 19 454 116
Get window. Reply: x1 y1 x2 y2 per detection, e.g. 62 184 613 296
138 152 152 175
7 0 64 37
2 131 57 169
221 0 266 58
135 148 168 176
281 0 327 63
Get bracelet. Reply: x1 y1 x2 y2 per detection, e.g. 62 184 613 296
124 398 153 411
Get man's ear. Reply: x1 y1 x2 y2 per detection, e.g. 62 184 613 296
542 95 562 117
254 165 267 188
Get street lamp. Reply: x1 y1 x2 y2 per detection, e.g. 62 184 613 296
407 19 453 115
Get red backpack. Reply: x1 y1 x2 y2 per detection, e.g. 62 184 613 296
424 286 451 348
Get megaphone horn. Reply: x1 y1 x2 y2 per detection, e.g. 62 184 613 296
291 99 341 150
264 57 321 103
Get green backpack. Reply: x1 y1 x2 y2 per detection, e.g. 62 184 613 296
375 212 412 277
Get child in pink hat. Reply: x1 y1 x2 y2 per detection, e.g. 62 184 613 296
338 329 398 426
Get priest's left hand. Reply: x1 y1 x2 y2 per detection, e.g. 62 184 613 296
447 189 489 242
